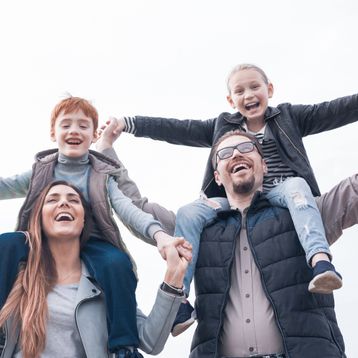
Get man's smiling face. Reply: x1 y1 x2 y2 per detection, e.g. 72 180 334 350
214 134 267 196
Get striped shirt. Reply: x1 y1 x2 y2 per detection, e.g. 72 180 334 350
246 126 297 192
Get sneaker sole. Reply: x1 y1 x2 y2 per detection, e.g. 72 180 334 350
308 271 343 294
171 317 195 337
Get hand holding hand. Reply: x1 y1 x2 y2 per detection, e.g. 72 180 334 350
164 237 192 288
96 117 126 151
154 231 192 262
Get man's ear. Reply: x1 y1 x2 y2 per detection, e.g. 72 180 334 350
214 170 222 186
50 128 56 142
268 82 274 99
226 94 236 109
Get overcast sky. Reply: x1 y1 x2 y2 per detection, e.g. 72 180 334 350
0 0 357 356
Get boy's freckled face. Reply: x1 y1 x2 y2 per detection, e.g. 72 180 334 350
50 110 98 158
227 69 273 124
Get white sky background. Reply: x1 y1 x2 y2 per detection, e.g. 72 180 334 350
0 0 357 356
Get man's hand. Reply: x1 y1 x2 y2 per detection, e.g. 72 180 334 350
96 117 126 151
154 231 192 262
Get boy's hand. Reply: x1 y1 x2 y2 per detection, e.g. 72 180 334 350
96 117 125 151
154 231 192 262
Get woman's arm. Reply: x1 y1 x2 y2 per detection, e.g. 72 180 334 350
136 238 190 355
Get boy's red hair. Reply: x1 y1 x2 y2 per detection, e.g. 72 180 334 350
50 97 98 132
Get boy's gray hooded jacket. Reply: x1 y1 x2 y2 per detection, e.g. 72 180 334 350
9 148 175 259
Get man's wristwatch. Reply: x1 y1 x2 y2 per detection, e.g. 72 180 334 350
160 281 184 296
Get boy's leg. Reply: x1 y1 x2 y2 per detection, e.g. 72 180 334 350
266 177 331 264
171 197 229 337
81 238 139 352
0 232 29 307
315 173 358 246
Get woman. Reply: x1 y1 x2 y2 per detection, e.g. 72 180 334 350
0 181 189 358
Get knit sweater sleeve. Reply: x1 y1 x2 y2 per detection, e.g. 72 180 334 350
0 170 32 199
107 176 163 241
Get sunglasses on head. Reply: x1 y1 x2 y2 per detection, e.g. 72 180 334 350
215 141 258 168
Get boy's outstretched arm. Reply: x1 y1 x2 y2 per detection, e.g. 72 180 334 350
96 118 177 235
0 170 32 200
108 177 190 261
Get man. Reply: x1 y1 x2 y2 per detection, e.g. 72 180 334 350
190 130 345 358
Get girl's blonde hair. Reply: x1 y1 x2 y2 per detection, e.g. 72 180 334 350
226 63 270 93
0 181 91 358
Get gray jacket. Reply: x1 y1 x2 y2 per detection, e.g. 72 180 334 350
1 267 182 358
0 148 176 238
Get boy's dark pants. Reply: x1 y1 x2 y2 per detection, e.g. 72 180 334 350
0 232 138 352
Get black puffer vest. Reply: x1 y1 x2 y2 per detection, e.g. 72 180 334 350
191 194 345 358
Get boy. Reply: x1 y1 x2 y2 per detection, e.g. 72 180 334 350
110 64 358 335
0 96 190 356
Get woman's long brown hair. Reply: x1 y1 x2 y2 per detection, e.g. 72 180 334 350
0 181 91 358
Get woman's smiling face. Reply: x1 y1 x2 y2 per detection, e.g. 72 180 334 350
41 184 85 241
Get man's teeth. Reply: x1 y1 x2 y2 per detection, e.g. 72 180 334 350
232 163 249 173
55 213 74 221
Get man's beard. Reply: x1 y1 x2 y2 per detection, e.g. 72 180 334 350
232 176 255 194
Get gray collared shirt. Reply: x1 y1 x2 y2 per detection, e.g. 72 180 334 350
219 211 284 357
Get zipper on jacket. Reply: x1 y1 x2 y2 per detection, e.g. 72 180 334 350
105 176 122 239
214 215 242 358
244 213 290 357
74 290 104 358
273 118 310 166
0 325 8 358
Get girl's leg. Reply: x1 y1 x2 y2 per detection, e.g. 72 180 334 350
175 197 230 296
171 197 229 337
81 238 138 352
0 232 29 307
266 177 331 264
266 178 342 294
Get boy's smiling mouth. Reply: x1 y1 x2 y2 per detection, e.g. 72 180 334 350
66 138 83 145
